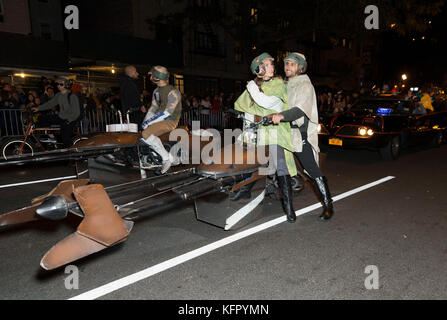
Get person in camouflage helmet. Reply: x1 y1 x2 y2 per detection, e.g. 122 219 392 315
140 66 182 174
233 52 298 223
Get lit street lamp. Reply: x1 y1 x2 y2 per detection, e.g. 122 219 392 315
402 74 408 81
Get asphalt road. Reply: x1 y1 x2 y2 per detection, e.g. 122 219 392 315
0 143 446 300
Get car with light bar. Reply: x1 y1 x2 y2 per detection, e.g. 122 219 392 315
318 96 447 160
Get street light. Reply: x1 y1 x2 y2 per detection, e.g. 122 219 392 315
402 74 408 81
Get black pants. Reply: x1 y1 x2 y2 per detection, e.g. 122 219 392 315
37 114 77 148
294 132 322 179
128 110 145 131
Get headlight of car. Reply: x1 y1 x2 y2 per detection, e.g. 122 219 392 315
318 123 330 135
359 127 367 136
358 127 374 136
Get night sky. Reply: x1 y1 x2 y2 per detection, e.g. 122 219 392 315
379 3 447 87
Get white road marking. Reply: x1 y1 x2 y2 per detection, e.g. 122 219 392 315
0 176 78 189
225 190 265 230
69 176 395 300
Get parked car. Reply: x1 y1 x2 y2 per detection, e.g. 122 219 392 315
318 96 447 160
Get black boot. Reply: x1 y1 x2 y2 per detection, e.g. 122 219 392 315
314 176 334 221
277 175 296 223
230 182 255 201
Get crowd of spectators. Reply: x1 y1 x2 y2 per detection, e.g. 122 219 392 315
0 78 238 117
1 76 446 136
0 77 241 134
316 85 446 117
0 78 122 114
181 93 237 114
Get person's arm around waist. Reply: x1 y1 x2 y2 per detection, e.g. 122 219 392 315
246 81 283 112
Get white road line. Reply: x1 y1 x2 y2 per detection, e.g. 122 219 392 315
225 190 266 230
0 176 78 189
69 176 395 300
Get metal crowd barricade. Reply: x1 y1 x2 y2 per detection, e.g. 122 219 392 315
81 108 121 135
1 107 242 140
0 109 24 138
178 107 242 131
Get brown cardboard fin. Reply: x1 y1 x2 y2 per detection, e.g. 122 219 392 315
74 184 130 246
32 179 90 205
0 205 40 228
40 220 133 270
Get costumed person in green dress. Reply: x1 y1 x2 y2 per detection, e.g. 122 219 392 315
232 52 298 223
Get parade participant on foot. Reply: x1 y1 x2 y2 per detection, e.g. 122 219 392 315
120 65 146 128
233 52 298 223
271 52 334 220
140 66 182 174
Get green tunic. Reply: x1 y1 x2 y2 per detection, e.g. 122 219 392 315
234 78 297 177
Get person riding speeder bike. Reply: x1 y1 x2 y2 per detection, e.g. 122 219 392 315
140 66 182 174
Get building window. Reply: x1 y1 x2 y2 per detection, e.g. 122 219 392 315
196 32 214 50
331 37 352 49
40 23 52 40
234 14 242 24
233 1 242 24
0 0 4 23
278 20 290 30
277 50 291 62
196 0 212 7
234 41 242 63
250 8 258 24
174 75 184 94
194 31 222 55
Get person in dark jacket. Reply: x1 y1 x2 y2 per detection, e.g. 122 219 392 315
120 65 145 128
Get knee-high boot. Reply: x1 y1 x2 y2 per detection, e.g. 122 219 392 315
313 176 334 221
277 175 296 223
140 135 173 174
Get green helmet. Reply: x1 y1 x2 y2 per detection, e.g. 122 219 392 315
148 66 170 81
284 52 307 73
250 52 274 75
